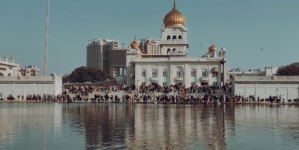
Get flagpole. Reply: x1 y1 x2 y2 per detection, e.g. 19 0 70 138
44 0 50 76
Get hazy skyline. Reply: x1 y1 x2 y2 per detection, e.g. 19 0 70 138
1 0 298 75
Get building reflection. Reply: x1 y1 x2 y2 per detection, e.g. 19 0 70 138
65 104 234 149
1 103 299 149
0 103 62 150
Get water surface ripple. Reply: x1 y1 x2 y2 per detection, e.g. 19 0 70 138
0 103 298 150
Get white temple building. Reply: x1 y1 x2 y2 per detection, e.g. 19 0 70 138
125 1 227 88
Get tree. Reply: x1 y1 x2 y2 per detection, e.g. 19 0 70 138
277 62 299 75
62 66 112 83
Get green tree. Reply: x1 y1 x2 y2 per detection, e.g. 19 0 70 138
277 62 299 75
62 66 112 83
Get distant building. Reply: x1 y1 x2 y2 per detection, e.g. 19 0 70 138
0 56 41 77
86 39 119 74
0 56 20 76
227 67 278 79
19 65 41 76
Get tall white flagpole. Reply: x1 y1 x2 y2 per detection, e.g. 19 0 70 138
44 0 50 76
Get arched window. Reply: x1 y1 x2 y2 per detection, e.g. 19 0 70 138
162 69 167 77
211 67 218 77
178 35 182 40
152 69 157 77
191 69 196 77
141 69 146 77
172 35 177 40
177 71 182 77
173 48 176 53
176 66 183 77
8 73 11 76
167 35 171 40
167 48 171 55
202 69 207 77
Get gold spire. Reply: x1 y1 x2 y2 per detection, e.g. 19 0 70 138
130 36 139 49
163 0 186 27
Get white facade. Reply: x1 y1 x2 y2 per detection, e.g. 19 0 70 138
126 57 227 88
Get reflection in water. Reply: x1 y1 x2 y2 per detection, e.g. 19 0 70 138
0 103 299 150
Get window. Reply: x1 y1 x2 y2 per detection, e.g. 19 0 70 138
163 71 167 77
178 35 182 40
167 48 171 55
173 35 177 40
202 71 207 77
167 35 171 40
212 72 218 77
152 71 157 77
141 70 146 77
191 69 196 77
163 82 167 86
177 71 182 77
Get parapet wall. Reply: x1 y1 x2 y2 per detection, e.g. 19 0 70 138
0 76 62 100
232 76 299 100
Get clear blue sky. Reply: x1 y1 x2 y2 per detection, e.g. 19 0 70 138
1 0 298 75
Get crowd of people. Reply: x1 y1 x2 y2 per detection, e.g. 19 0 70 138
4 94 56 101
1 83 298 104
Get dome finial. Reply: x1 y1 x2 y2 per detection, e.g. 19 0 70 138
134 36 136 41
163 0 186 27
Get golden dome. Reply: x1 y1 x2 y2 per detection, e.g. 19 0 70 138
163 0 186 27
130 36 139 49
209 44 218 52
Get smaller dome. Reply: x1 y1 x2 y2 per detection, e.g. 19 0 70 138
209 44 218 52
4 55 7 59
130 36 139 49
10 57 14 61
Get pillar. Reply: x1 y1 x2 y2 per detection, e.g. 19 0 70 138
223 58 228 85
158 65 162 86
184 64 190 87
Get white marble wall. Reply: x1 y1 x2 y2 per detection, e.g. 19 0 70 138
0 76 62 100
233 83 299 100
